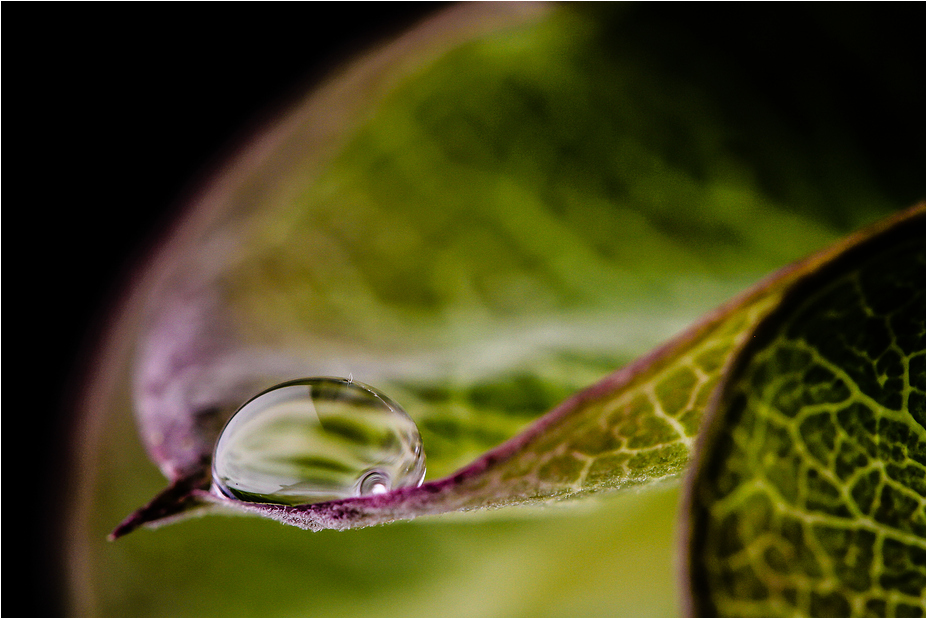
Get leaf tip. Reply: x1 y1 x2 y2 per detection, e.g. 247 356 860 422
109 469 212 540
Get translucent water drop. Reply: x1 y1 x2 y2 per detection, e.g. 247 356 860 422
212 377 425 506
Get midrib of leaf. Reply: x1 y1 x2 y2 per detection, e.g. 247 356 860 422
684 207 925 617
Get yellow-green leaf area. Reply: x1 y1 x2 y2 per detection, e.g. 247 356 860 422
687 218 925 617
474 293 783 501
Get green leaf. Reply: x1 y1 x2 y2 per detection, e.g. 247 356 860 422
71 4 924 616
161 207 918 536
684 209 925 616
111 4 910 538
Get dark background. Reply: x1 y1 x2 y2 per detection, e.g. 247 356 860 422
8 4 446 616
6 3 924 616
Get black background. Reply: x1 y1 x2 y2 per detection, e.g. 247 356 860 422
8 4 446 616
6 3 924 616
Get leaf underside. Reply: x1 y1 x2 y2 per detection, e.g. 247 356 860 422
685 209 925 616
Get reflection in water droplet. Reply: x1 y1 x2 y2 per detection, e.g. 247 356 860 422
212 377 425 506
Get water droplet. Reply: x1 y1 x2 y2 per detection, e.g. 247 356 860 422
212 377 425 506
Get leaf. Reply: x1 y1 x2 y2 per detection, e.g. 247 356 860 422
110 4 915 539
74 4 924 616
113 206 924 538
683 207 925 616
201 208 927 533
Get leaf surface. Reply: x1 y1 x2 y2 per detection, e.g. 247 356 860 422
684 207 925 616
111 5 916 539
192 207 924 533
